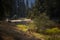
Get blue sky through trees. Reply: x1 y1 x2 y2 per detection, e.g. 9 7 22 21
25 0 35 8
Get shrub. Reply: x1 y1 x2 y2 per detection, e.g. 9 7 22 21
33 13 55 33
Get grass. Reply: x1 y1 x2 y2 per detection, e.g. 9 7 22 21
16 24 28 32
16 24 46 40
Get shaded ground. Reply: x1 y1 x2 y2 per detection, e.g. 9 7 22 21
0 21 42 40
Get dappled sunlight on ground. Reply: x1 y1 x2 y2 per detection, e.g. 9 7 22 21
0 22 45 40
16 24 45 40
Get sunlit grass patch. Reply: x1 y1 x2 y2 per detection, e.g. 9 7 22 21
16 25 28 32
31 32 45 39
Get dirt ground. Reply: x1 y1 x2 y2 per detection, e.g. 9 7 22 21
0 22 42 40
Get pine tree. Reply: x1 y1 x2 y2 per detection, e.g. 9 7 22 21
0 0 12 20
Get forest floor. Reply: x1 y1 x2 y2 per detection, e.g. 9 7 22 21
0 21 45 40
